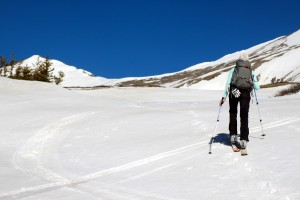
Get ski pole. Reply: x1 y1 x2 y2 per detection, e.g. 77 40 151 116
253 89 265 137
209 105 222 154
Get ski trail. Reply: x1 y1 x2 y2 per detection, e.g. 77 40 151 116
72 149 203 200
12 112 96 183
4 115 299 199
75 183 187 200
111 154 199 185
73 140 207 184
1 141 207 199
72 184 139 200
250 116 300 134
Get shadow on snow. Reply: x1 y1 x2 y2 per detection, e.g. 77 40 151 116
212 133 231 146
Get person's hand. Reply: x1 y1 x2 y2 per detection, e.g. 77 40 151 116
219 97 225 106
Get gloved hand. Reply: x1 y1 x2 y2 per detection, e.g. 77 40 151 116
219 97 226 106
231 88 241 98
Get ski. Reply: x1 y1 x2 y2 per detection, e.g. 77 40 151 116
229 136 240 152
241 149 248 156
231 143 240 152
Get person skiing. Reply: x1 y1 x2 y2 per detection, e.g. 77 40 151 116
219 52 260 155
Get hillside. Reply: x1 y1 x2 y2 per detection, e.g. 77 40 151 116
116 29 300 89
18 55 119 87
0 77 299 199
16 29 300 89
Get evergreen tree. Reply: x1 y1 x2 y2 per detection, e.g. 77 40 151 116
33 57 54 82
0 56 7 67
9 53 16 66
14 66 22 79
22 66 33 80
54 71 65 85
1 54 64 84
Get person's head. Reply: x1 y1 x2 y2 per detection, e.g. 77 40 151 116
239 52 249 61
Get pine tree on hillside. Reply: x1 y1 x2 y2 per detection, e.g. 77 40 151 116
0 56 7 77
1 54 16 77
0 56 7 67
3 65 8 77
1 54 64 84
9 53 16 66
33 57 54 82
14 66 22 79
54 71 65 85
22 66 33 80
9 65 14 78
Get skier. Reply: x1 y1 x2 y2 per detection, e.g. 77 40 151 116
219 52 260 155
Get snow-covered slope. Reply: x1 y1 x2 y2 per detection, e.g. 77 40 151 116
19 55 123 87
18 29 300 89
0 77 300 199
117 29 300 89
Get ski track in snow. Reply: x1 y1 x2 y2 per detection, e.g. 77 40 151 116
74 183 189 200
3 110 208 200
12 111 97 183
2 139 207 200
2 112 300 200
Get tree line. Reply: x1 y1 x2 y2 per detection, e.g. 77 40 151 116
0 54 64 85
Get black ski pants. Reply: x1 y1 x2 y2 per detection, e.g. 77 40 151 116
229 89 251 141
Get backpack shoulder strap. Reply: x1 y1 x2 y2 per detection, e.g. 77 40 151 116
231 66 239 85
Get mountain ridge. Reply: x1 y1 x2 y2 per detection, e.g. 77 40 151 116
116 29 300 89
20 29 300 89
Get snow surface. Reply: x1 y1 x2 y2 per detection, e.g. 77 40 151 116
1 77 300 200
285 29 300 46
255 48 300 84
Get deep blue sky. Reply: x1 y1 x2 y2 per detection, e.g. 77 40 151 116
1 0 300 78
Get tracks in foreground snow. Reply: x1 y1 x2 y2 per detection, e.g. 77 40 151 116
2 112 300 200
3 111 207 200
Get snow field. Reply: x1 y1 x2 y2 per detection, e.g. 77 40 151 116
0 78 300 200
